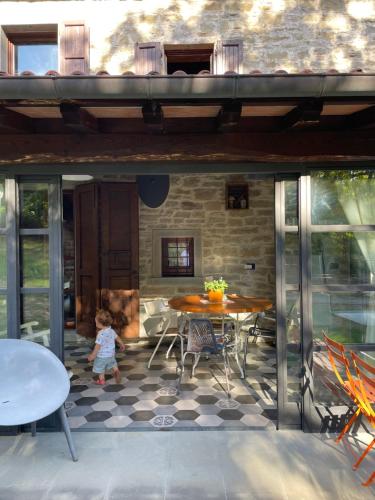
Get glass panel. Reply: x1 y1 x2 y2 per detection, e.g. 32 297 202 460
312 232 375 285
0 177 5 227
311 170 375 225
15 44 58 75
0 235 6 288
20 294 50 344
0 296 6 338
285 233 299 284
20 236 49 288
285 180 298 226
312 291 375 344
286 292 301 402
20 183 49 228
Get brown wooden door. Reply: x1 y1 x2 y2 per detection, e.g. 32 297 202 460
100 183 139 339
74 183 100 338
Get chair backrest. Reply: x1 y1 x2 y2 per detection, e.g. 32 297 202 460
323 333 351 388
187 319 217 353
351 352 375 418
144 299 167 316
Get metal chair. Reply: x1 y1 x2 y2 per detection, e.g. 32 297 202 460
144 299 179 369
242 309 276 377
0 339 77 461
177 318 231 397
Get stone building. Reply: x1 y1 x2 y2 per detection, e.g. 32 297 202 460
0 0 374 433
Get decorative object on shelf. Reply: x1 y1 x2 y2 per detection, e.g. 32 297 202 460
226 183 248 209
204 277 228 302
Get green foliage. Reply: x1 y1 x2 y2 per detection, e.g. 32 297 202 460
204 278 228 292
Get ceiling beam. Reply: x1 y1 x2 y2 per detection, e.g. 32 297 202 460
142 102 164 132
60 103 98 133
279 100 323 130
216 101 242 131
346 105 375 129
0 107 34 133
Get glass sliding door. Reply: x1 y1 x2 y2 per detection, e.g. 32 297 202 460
302 169 375 431
276 176 303 428
0 177 7 338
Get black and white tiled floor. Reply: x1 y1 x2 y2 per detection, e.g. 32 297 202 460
65 339 277 431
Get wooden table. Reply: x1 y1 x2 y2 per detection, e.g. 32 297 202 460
168 294 273 377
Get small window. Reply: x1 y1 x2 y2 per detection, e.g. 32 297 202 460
161 237 194 277
3 25 58 75
164 44 213 75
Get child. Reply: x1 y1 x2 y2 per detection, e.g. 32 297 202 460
88 309 125 385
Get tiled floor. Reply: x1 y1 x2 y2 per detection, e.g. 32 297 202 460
65 338 277 431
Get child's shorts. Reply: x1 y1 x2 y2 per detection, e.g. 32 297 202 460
93 356 118 374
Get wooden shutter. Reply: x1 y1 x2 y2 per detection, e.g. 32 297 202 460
213 40 243 74
0 28 8 72
59 21 89 74
135 42 165 74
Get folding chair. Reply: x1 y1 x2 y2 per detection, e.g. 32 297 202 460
350 352 375 487
323 333 360 443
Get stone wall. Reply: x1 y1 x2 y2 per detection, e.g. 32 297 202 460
139 174 275 301
1 1 375 72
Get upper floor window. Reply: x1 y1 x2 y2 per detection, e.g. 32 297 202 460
164 44 213 75
161 237 194 277
3 25 58 75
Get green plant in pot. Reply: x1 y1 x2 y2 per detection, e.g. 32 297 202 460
204 278 228 302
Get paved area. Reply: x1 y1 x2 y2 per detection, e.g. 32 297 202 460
0 430 373 499
65 340 277 430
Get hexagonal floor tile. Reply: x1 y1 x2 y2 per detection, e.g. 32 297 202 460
103 384 124 392
150 415 177 428
240 413 271 427
174 399 199 411
127 373 147 381
81 388 104 397
157 386 178 397
155 396 178 405
216 399 241 410
148 364 165 371
235 394 259 404
179 383 198 391
67 416 87 429
217 409 244 420
115 396 139 406
196 415 223 427
75 397 99 406
160 373 179 380
70 385 88 393
133 400 158 411
118 387 142 396
85 411 112 422
174 410 199 421
261 408 278 420
129 410 155 421
212 383 234 392
195 395 219 405
139 384 160 392
104 416 132 428
194 372 212 380
92 401 117 412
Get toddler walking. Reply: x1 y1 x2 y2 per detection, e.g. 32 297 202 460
88 309 125 385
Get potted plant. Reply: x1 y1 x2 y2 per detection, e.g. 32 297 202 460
204 277 228 302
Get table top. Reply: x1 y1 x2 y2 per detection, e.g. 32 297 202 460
168 294 273 315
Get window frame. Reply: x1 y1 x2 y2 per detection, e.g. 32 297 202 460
164 43 213 74
161 237 194 277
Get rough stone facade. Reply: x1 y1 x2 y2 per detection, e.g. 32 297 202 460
139 174 275 301
1 1 375 73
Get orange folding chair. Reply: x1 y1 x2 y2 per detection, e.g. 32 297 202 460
350 352 375 487
323 334 360 443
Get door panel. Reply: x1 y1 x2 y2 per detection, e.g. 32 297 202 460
74 183 99 338
100 183 139 339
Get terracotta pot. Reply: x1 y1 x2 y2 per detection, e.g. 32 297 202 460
207 290 224 302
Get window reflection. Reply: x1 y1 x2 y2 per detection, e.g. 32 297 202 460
19 183 49 228
15 44 58 75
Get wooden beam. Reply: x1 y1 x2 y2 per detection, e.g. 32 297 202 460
216 101 242 131
346 105 375 129
60 103 98 133
0 107 34 133
280 100 323 130
0 130 374 164
142 102 164 132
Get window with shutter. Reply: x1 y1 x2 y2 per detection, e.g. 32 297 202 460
134 42 165 74
213 40 243 74
0 25 58 75
59 21 89 74
164 44 213 74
